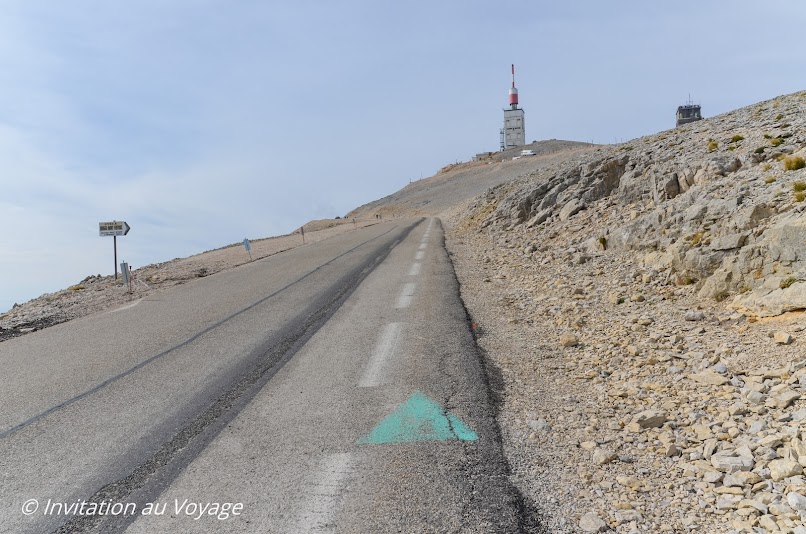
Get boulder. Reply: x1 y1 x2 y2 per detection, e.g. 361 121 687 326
579 512 609 533
690 370 729 386
698 268 732 300
632 410 667 429
769 459 802 481
787 492 806 512
774 331 794 345
592 449 617 465
616 170 647 204
731 203 775 231
560 333 579 347
710 234 747 251
559 199 586 222
664 175 680 199
731 282 806 318
711 452 754 473
525 208 552 228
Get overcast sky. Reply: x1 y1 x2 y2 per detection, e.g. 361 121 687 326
2 1 806 312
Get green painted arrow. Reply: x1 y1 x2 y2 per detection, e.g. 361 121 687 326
357 391 478 445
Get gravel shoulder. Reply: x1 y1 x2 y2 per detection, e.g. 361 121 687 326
446 217 806 533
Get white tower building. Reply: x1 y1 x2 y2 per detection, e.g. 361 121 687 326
500 64 525 151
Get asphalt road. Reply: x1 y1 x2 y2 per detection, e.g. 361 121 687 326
0 218 528 533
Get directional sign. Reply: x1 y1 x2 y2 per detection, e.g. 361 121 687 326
243 238 251 252
99 221 131 237
357 391 478 445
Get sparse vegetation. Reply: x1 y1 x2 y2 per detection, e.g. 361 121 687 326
598 236 607 250
714 290 729 302
775 113 784 120
688 232 704 246
793 181 806 192
764 176 776 184
707 139 718 152
727 145 736 151
764 134 772 139
771 137 784 147
796 191 806 202
780 277 799 289
754 147 766 154
784 156 806 171
763 163 772 171
730 134 745 143
739 285 751 294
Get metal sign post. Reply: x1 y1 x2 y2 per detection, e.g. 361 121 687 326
99 221 131 279
243 238 252 261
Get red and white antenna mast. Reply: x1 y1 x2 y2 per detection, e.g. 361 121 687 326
508 64 519 108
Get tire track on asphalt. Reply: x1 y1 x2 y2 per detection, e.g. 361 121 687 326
1 224 412 440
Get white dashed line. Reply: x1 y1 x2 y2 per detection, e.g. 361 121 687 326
408 262 422 276
395 282 417 308
359 322 403 387
396 295 412 309
103 299 142 315
415 251 425 260
418 243 427 250
295 452 355 533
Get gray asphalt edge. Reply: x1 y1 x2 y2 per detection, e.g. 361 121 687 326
438 218 549 534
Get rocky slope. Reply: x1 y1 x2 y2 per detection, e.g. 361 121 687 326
477 92 806 318
444 90 806 533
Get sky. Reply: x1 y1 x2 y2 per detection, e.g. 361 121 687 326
2 0 806 312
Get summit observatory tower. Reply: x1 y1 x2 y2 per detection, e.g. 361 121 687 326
500 64 525 151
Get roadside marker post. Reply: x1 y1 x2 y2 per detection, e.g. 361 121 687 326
243 238 252 261
120 262 133 293
301 226 305 244
99 221 131 280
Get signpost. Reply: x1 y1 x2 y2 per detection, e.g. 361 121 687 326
242 238 252 261
99 221 131 279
